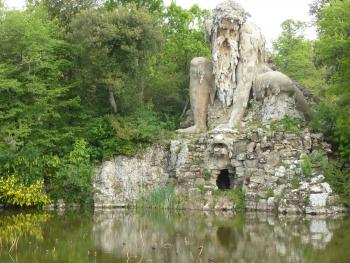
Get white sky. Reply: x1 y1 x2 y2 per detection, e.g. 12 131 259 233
5 0 316 44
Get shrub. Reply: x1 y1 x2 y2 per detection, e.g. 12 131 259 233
49 139 93 205
0 177 50 207
324 162 350 206
281 116 304 132
301 154 312 177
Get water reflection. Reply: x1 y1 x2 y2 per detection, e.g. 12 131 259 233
92 210 345 263
0 209 349 263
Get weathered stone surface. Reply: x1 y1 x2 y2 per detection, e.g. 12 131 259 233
177 57 213 133
275 166 286 177
257 199 267 211
93 146 169 207
309 193 328 207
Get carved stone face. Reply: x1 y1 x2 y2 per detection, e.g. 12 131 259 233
212 18 240 107
217 19 239 42
209 133 235 158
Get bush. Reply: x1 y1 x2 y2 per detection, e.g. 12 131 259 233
281 116 304 132
0 177 50 207
49 139 93 205
324 162 350 206
301 154 312 177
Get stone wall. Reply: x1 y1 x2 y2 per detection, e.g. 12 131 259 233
93 125 347 214
93 146 169 208
168 125 346 214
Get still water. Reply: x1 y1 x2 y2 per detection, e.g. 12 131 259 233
0 209 349 263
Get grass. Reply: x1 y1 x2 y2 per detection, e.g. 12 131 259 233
203 169 211 181
135 185 177 209
213 189 245 211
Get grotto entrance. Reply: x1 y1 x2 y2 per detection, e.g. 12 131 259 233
216 169 235 190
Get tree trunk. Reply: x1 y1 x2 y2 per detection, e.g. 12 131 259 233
109 90 117 114
180 97 189 119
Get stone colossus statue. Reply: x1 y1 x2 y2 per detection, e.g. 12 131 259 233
178 0 310 133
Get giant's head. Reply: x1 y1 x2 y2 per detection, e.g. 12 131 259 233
205 0 249 107
206 0 248 45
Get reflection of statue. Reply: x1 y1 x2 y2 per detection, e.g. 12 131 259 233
179 0 310 133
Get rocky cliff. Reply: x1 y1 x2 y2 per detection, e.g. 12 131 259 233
93 122 346 214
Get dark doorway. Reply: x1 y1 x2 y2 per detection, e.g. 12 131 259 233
216 169 234 190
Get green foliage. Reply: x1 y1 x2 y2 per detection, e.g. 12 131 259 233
324 162 350 206
291 177 300 189
281 116 304 132
214 189 245 211
310 102 339 144
67 5 162 115
136 185 177 209
0 1 222 207
144 3 210 116
267 116 304 133
301 154 313 177
0 177 50 207
313 150 329 168
85 107 175 159
104 0 164 13
271 19 325 91
266 188 274 198
312 0 350 163
48 139 93 204
28 0 99 27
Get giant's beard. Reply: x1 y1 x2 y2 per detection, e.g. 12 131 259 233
212 35 240 107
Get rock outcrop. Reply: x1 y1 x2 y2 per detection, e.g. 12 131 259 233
93 124 346 214
93 146 169 208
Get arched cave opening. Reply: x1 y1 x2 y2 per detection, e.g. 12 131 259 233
216 169 235 190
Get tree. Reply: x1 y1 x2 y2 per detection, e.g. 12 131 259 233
27 0 99 27
313 0 350 162
67 5 162 114
144 3 210 116
104 0 164 13
271 19 324 91
309 0 330 20
0 6 83 183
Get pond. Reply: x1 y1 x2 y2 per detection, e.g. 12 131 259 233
0 209 349 263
